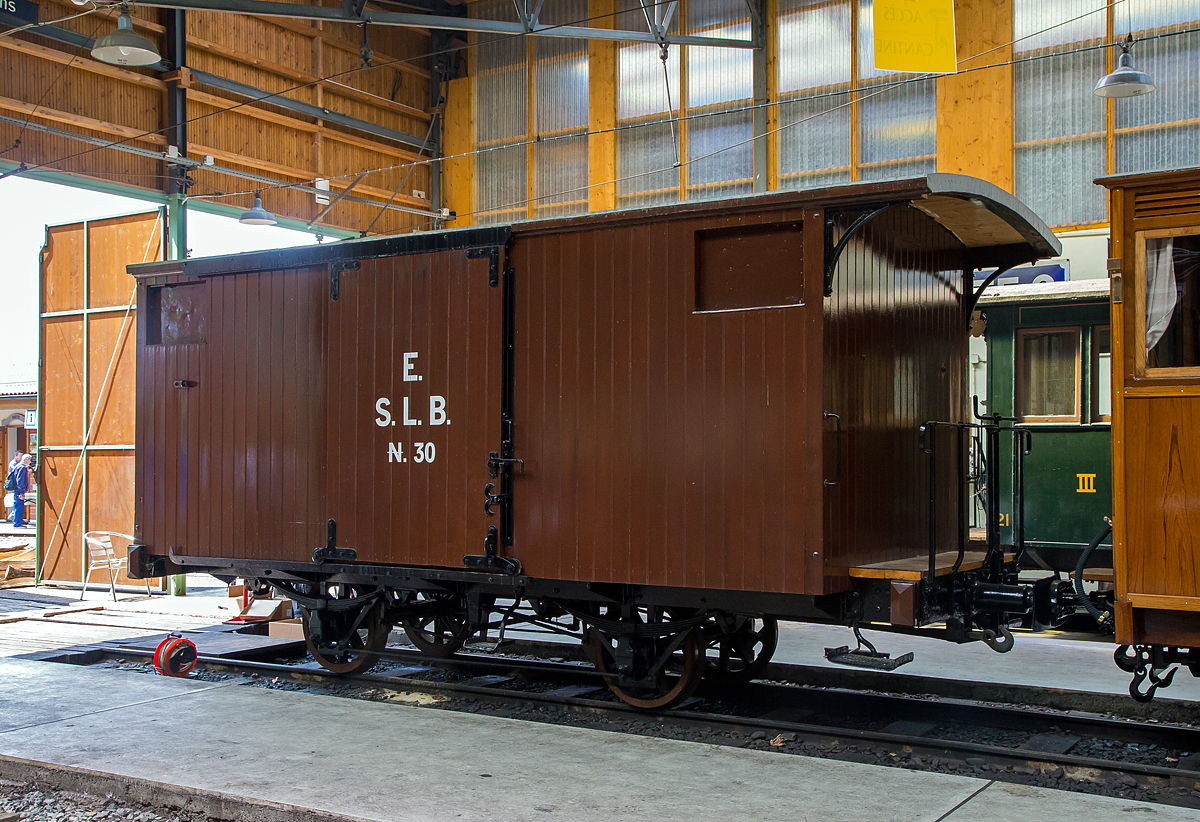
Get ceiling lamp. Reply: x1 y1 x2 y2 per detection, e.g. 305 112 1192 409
91 9 161 67
1095 36 1155 98
239 194 277 226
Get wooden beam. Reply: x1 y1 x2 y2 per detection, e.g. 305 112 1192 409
1129 593 1200 613
936 0 1014 192
0 94 166 145
249 15 431 79
0 36 165 90
186 34 432 121
442 75 473 225
587 0 615 211
190 142 427 208
307 170 366 225
186 88 318 132
186 83 422 161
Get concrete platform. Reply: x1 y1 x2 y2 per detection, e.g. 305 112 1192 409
776 622 1200 702
1 656 1197 822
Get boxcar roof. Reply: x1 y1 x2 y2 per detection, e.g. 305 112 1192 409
131 174 1060 280
977 278 1110 305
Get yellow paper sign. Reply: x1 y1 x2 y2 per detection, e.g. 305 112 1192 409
873 0 957 74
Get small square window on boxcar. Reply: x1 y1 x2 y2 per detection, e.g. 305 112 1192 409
694 222 804 312
1017 327 1081 423
146 282 207 346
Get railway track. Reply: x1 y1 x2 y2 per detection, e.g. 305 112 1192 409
86 639 1200 809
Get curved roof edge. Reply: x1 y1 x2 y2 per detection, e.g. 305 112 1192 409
923 173 1062 260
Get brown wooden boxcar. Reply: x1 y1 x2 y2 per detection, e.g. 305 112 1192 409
129 175 1060 706
1099 167 1200 701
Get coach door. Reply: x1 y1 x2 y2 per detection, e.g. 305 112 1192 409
324 247 508 569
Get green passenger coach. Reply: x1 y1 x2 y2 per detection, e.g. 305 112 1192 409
978 279 1113 574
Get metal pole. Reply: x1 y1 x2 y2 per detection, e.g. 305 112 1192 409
81 219 90 588
166 10 188 595
750 0 768 193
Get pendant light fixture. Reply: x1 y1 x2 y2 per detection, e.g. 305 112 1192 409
239 194 277 226
1095 35 1155 98
91 7 161 67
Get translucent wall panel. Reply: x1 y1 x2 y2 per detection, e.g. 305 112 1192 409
857 0 936 178
1114 0 1200 174
472 0 527 223
777 0 852 190
616 0 682 208
684 1 753 199
1013 0 1107 226
533 0 589 217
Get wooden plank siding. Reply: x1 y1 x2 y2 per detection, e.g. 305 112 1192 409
0 0 433 234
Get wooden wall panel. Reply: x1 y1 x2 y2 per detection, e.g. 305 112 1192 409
0 1 432 234
1122 396 1200 599
41 318 84 446
87 213 159 308
88 314 137 447
38 451 84 583
42 224 86 314
87 451 140 585
39 212 162 588
935 0 1014 191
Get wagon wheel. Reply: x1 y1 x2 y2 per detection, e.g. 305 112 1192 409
702 616 778 688
585 627 704 710
401 592 472 658
302 589 389 675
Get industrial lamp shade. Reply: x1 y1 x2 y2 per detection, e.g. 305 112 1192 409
91 12 160 67
1094 48 1155 98
240 195 278 226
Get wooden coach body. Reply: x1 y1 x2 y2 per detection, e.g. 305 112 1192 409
129 175 1058 612
1100 168 1200 650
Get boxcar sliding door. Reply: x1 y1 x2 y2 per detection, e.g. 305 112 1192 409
324 250 505 568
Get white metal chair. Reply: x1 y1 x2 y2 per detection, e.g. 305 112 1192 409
82 531 152 600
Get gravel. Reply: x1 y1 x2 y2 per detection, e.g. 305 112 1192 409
0 781 202 822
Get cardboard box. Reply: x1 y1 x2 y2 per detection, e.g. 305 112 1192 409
225 597 293 624
269 617 304 639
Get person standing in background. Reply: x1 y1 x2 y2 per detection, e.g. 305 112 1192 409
7 451 20 473
12 453 31 529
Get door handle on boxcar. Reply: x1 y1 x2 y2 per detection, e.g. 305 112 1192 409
824 411 841 487
173 379 198 388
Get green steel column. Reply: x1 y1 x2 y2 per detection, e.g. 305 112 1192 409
167 193 187 263
166 8 188 597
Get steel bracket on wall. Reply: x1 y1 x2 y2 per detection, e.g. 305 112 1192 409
963 247 1038 326
823 203 903 297
329 259 361 301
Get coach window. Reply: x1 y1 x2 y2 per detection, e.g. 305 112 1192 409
1138 230 1200 375
1016 327 1081 423
1092 325 1111 422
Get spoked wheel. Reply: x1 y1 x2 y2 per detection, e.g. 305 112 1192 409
702 615 778 688
301 587 389 675
585 626 704 710
401 592 472 658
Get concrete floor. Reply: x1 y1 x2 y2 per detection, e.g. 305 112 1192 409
2 656 1198 822
774 621 1200 701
